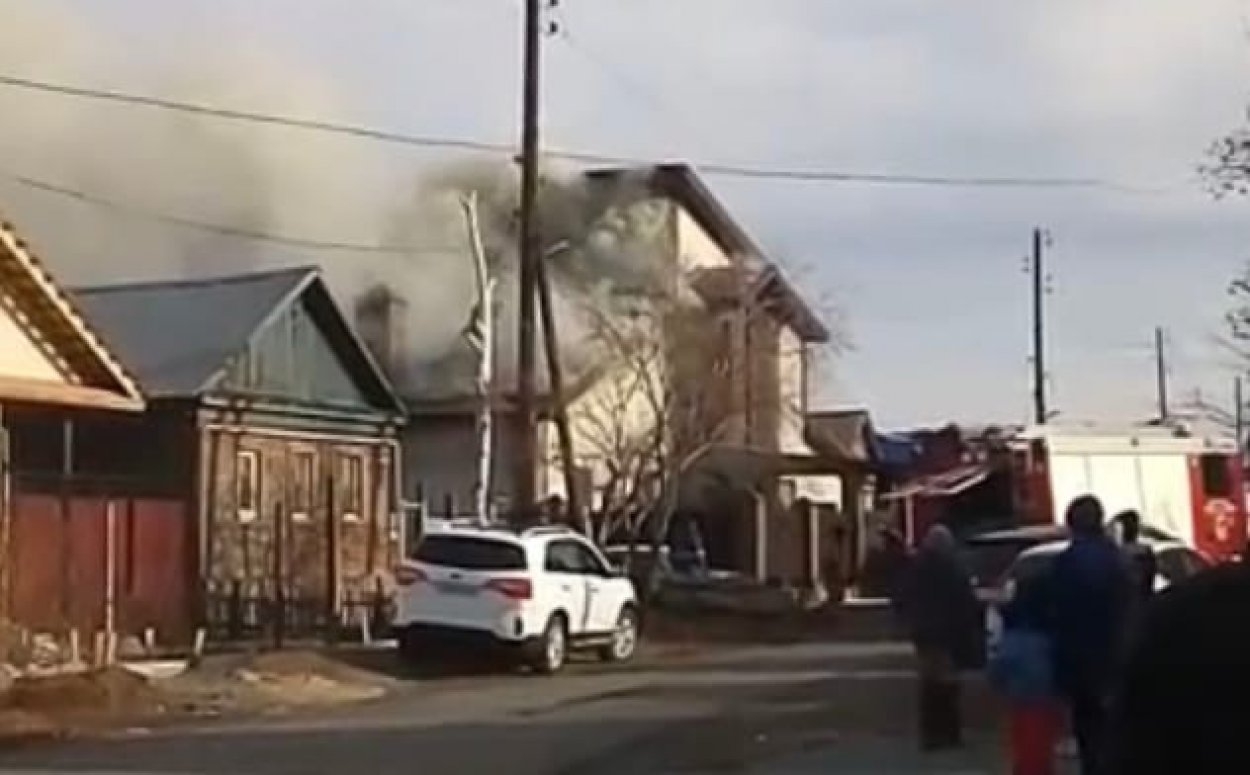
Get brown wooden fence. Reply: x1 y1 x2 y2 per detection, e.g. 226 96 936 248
9 491 192 640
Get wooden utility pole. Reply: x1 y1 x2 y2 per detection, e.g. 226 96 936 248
1031 228 1049 425
534 251 583 529
513 0 543 519
1154 326 1169 423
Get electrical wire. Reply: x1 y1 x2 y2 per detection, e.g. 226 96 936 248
0 168 461 255
0 72 1178 191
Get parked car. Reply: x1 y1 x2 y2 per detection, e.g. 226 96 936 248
963 522 1182 598
984 537 1210 646
394 523 640 673
602 544 707 590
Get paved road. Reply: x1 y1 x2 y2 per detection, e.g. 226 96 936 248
0 642 1027 775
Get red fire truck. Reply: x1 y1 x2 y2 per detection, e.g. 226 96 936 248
1010 425 1246 561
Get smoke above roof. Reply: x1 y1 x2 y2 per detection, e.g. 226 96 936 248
0 1 678 402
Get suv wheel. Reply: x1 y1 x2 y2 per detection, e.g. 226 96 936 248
397 625 420 666
601 607 639 662
533 615 568 674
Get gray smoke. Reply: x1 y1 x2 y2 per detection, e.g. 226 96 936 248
0 1 674 402
0 1 395 295
367 160 675 398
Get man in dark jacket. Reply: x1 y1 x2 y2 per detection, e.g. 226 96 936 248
1049 495 1130 775
1105 559 1250 774
895 524 981 751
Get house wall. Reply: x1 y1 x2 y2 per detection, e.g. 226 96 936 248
0 306 63 383
541 355 664 508
777 325 808 455
400 410 529 519
676 207 734 270
4 403 195 638
199 417 399 623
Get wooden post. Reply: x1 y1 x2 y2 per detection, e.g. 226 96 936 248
104 500 117 653
59 418 73 628
0 404 10 626
273 501 286 651
534 246 584 531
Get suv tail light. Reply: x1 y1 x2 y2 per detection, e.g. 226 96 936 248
395 565 427 587
485 577 532 601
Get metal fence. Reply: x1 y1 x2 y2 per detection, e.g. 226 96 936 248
204 579 393 648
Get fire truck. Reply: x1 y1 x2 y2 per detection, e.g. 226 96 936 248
1010 425 1246 561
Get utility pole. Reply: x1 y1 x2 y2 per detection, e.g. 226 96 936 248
1236 376 1245 454
1154 326 1169 423
1030 228 1049 425
535 247 583 530
513 0 544 520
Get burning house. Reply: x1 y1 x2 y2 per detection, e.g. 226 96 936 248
361 163 860 589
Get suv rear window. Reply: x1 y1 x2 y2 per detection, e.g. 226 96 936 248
415 535 527 571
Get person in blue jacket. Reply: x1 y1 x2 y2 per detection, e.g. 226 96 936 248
1047 495 1130 775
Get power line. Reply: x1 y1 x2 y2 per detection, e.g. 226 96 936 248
0 74 504 156
0 168 459 255
0 72 1179 191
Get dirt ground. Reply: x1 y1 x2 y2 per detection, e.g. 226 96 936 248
0 649 398 746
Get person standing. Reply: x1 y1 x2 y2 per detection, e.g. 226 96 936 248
1110 509 1157 665
1104 557 1250 774
989 564 1061 775
1112 509 1157 601
895 524 982 751
1048 496 1130 775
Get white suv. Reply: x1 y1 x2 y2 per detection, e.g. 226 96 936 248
393 523 640 673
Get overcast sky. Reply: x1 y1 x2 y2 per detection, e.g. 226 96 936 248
4 0 1250 428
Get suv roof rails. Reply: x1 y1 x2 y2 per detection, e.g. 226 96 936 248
520 524 578 536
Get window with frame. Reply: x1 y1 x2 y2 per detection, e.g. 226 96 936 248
1200 454 1232 498
545 539 609 576
339 453 364 522
292 451 315 522
236 450 260 522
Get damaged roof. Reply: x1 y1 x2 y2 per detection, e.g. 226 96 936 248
586 164 829 343
72 266 402 413
804 408 879 466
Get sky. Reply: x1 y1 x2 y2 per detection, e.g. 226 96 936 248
2 0 1250 429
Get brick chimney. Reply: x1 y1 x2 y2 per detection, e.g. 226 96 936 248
354 284 408 382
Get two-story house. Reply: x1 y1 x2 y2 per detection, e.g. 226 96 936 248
369 164 858 587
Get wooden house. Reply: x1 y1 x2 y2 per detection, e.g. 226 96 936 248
0 217 147 636
54 266 405 640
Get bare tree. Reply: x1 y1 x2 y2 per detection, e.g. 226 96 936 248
553 268 795 560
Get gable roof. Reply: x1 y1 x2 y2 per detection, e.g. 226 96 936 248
72 266 403 414
804 408 880 467
585 164 829 343
0 217 144 411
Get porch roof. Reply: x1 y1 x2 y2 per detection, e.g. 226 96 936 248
0 216 144 411
879 463 992 501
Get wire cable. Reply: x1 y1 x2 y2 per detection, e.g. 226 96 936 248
0 168 460 255
0 72 1181 191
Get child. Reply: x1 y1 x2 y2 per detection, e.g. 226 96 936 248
988 572 1062 775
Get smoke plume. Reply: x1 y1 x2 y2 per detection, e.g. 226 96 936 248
0 1 671 400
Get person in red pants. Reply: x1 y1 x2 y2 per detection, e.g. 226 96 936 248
989 557 1061 775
